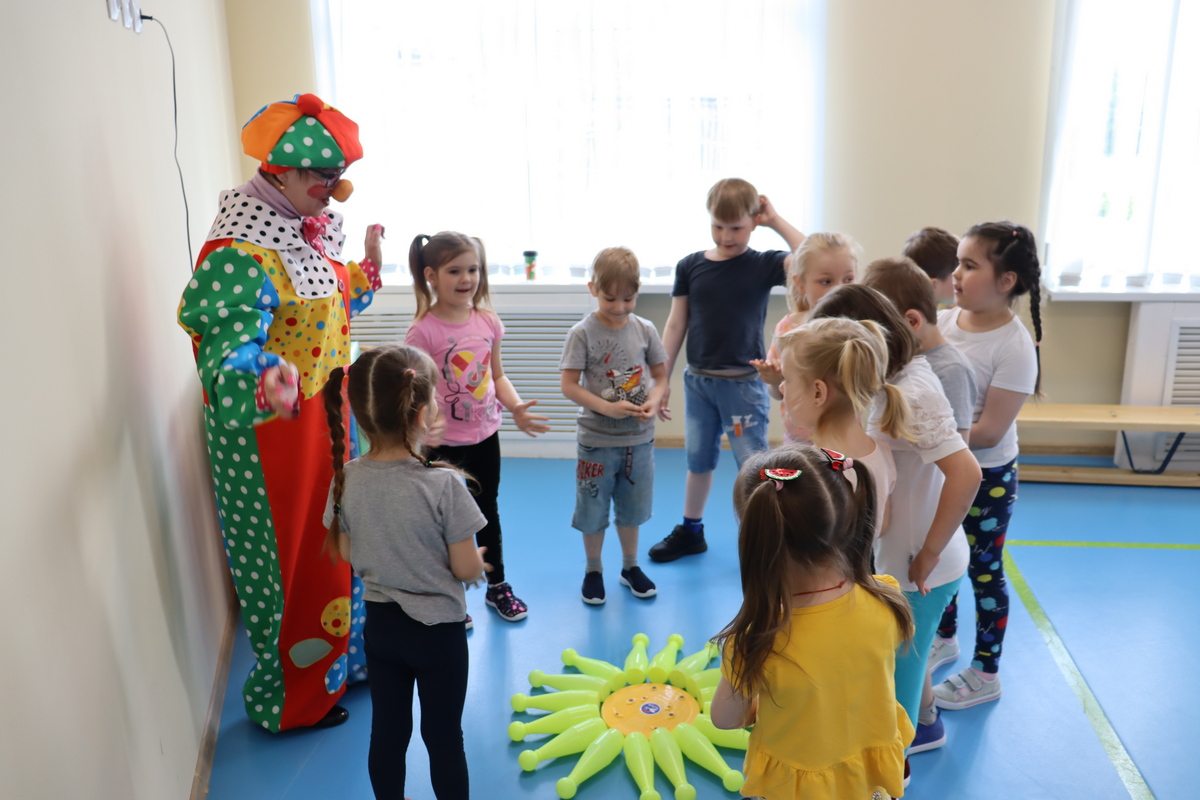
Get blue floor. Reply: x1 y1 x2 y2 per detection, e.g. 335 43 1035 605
207 450 1199 799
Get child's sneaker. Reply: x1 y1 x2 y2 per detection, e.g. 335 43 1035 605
648 524 707 563
903 757 911 788
581 571 606 605
619 567 657 598
928 636 960 672
933 668 1002 710
485 582 529 622
464 614 473 630
908 709 946 754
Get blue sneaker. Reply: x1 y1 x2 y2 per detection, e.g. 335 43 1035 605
908 709 946 754
581 571 606 605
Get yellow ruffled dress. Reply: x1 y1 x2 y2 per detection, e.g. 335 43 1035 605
725 576 914 799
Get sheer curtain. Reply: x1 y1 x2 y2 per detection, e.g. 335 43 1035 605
311 0 822 281
1043 0 1200 291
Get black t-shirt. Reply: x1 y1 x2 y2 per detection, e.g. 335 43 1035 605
672 248 787 371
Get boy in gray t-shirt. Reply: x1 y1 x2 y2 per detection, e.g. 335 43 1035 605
560 247 668 605
864 256 978 437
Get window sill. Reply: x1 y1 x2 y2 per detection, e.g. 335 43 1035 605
1045 279 1200 303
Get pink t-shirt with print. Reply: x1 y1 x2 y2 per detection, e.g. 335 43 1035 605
405 309 504 445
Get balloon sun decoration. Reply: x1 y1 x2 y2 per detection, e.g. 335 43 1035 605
508 633 750 800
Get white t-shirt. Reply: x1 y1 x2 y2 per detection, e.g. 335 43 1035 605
938 307 1038 468
868 357 970 593
856 437 896 540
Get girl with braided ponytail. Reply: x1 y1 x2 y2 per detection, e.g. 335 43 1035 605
930 221 1042 713
711 445 914 800
322 344 490 800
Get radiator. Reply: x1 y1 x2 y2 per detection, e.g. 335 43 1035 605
1118 302 1200 469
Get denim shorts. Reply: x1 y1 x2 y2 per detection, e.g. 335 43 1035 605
572 441 655 533
683 368 771 473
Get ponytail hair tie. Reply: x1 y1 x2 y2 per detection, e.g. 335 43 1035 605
820 448 858 490
760 467 801 491
405 368 416 378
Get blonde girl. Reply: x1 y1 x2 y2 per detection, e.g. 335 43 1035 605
776 317 913 538
322 344 490 799
752 232 860 441
711 445 914 800
404 232 550 624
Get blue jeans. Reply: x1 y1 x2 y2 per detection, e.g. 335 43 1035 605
572 441 655 533
683 368 771 473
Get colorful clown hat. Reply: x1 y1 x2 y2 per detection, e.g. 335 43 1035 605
241 93 362 174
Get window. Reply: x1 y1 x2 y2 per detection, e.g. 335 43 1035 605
311 0 822 281
1043 0 1200 292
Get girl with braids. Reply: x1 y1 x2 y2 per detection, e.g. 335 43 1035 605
775 316 913 540
322 344 490 800
405 231 549 624
810 285 980 762
711 445 915 800
930 222 1042 712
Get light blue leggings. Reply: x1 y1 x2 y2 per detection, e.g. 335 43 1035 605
895 578 960 727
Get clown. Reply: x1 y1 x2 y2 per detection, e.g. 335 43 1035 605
178 93 383 731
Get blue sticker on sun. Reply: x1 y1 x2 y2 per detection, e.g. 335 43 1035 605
640 703 661 715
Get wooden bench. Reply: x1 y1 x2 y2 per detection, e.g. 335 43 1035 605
1017 403 1200 487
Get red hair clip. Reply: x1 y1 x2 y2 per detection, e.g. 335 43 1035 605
820 448 854 471
760 467 801 491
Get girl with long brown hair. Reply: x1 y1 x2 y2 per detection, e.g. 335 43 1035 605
711 445 914 800
322 344 490 800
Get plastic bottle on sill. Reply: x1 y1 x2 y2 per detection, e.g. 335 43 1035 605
524 250 537 281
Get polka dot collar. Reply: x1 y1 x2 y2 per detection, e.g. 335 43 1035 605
206 190 348 300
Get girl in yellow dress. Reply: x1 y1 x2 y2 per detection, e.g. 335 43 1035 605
711 445 915 799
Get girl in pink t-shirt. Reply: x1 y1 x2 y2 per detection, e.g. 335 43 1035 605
404 232 549 623
752 232 859 442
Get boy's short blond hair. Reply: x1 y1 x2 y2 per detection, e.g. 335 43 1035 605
591 247 641 294
706 178 761 223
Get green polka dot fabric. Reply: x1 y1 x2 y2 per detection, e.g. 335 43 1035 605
267 117 347 169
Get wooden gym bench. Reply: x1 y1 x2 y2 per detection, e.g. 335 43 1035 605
1016 404 1200 487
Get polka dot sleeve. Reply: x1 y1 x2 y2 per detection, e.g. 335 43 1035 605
344 259 376 319
178 245 282 429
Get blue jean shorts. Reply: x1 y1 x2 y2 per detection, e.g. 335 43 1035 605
683 368 771 473
572 441 655 533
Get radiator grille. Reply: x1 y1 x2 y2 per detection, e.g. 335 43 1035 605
1158 323 1200 460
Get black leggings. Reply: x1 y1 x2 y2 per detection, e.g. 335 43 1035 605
427 431 506 583
364 601 469 800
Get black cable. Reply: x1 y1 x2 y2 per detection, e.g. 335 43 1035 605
143 14 194 270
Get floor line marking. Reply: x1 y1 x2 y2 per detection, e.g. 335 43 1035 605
1003 550 1155 800
1008 540 1200 550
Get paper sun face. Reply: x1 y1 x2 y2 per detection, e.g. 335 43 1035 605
508 633 749 799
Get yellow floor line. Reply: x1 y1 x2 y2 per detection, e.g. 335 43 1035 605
1008 540 1200 550
1003 550 1155 800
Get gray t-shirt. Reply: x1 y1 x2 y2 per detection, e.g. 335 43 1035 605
323 457 486 624
560 312 667 447
922 343 979 433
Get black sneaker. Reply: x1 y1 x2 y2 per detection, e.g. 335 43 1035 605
619 567 657 598
485 582 529 621
581 571 606 605
648 524 707 563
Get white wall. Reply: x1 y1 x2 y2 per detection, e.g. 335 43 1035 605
0 2 239 798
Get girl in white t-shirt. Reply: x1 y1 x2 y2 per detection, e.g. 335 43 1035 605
931 222 1041 712
812 285 982 764
776 316 909 541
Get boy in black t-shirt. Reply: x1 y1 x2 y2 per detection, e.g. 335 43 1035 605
649 178 806 562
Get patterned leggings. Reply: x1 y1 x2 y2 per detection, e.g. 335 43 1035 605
937 458 1018 674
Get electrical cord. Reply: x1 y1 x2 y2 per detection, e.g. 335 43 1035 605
142 14 194 270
